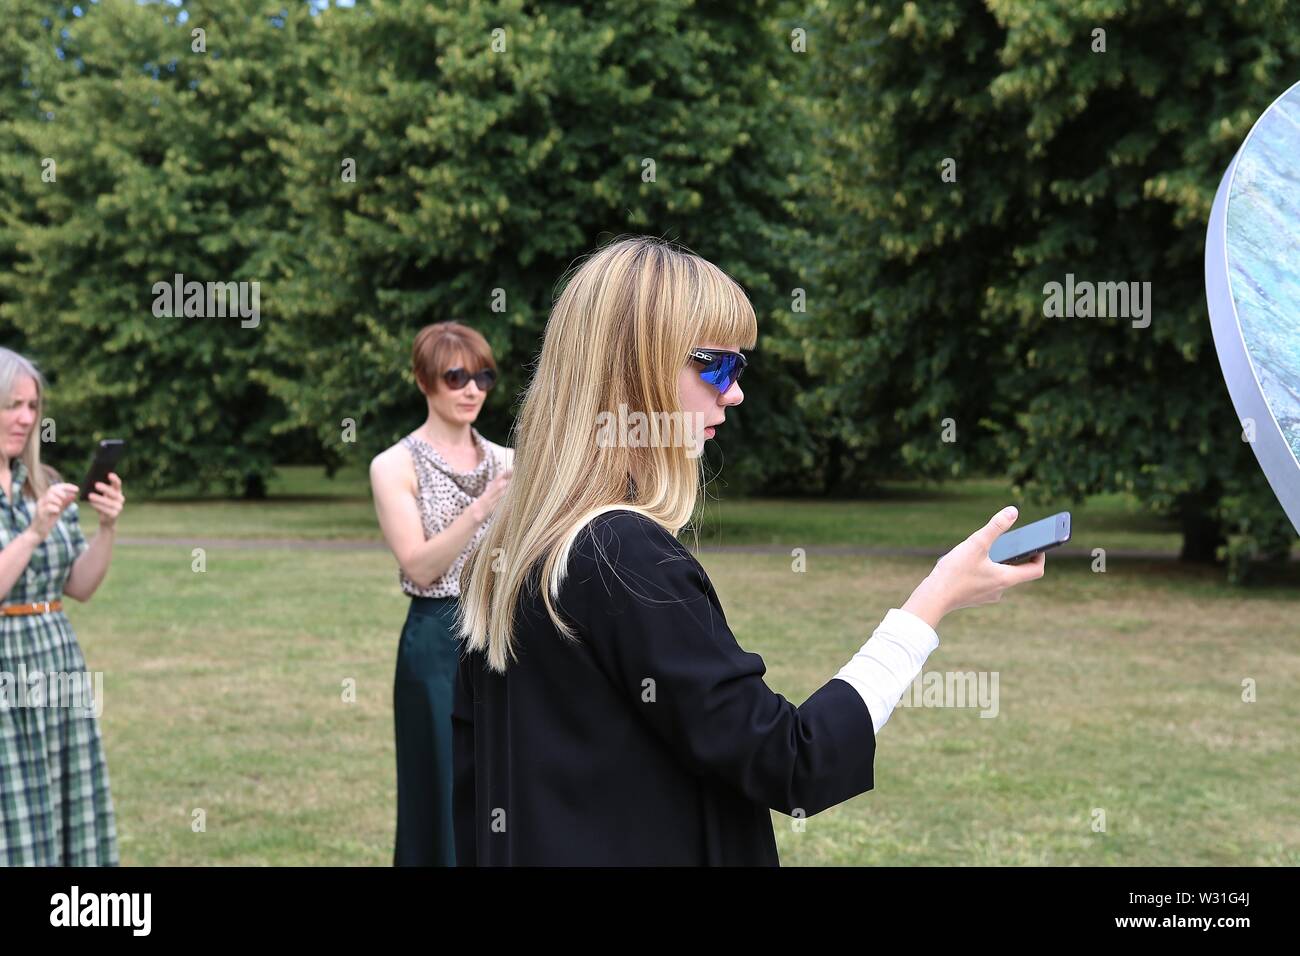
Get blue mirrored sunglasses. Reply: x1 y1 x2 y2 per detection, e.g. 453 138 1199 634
688 348 748 394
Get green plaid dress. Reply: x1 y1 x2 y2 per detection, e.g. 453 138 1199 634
0 460 118 866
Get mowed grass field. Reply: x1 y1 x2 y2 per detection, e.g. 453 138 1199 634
67 466 1300 865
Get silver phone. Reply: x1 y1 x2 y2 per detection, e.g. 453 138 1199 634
988 511 1071 564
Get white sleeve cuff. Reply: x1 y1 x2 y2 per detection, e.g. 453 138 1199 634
832 608 940 735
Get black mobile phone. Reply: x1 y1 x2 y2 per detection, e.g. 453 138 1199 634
988 511 1071 565
79 439 126 501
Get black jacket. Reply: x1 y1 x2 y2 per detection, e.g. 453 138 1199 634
451 509 877 866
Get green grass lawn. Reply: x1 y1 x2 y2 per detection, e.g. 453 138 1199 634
66 468 1300 865
93 464 1297 559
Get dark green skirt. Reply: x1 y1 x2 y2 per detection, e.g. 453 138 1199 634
393 595 461 867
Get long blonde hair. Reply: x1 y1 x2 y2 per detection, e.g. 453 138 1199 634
456 236 758 672
0 347 56 500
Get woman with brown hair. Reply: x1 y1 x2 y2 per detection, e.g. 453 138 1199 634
369 322 513 866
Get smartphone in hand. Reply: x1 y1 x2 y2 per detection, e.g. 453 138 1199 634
989 511 1071 565
79 439 126 502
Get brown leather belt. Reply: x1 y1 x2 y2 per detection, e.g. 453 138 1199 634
2 600 63 616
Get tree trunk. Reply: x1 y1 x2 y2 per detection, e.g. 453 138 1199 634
242 472 268 500
1177 490 1225 563
824 435 845 496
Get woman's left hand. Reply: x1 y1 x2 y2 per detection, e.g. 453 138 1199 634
86 472 125 530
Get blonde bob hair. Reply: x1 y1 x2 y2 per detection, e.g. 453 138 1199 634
456 236 757 672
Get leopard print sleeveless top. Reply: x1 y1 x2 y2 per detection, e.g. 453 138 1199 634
399 427 512 598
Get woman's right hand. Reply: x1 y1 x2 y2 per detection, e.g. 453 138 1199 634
26 482 80 542
903 506 1046 628
470 469 513 524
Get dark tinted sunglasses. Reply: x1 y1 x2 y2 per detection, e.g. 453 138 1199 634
688 348 748 394
443 367 497 391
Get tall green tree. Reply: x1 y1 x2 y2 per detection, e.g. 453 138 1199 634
265 0 816 495
800 0 1300 578
0 0 322 495
0 0 70 352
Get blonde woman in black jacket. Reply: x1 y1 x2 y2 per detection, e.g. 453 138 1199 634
453 236 1045 865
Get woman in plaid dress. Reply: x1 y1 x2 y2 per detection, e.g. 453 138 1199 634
0 348 125 866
